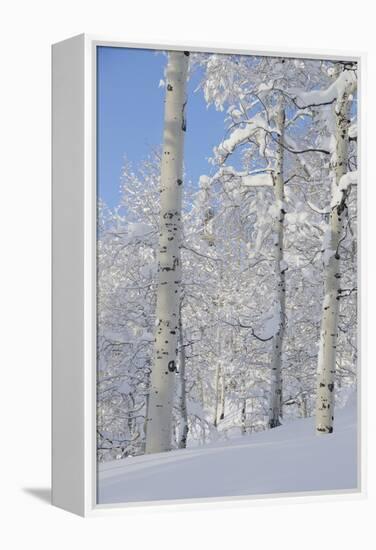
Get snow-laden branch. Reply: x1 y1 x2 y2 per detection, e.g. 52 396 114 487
348 123 357 140
294 69 357 109
214 113 269 160
204 167 274 189
222 319 274 342
242 173 274 188
331 171 358 209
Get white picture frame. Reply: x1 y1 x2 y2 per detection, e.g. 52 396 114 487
52 33 364 517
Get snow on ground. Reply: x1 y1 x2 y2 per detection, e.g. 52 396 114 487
97 397 357 504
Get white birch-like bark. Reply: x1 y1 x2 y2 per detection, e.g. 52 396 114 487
213 361 220 427
219 329 233 422
213 265 223 427
178 309 189 448
145 51 189 454
315 73 356 435
219 365 226 421
241 398 247 435
197 373 206 444
301 396 308 419
268 106 286 429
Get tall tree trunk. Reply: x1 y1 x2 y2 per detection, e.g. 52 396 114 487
241 398 247 435
213 274 222 427
268 105 286 429
219 365 225 421
315 73 355 435
142 367 151 453
145 51 189 454
178 308 189 448
197 372 206 444
213 361 220 427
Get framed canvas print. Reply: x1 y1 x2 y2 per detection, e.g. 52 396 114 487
52 34 362 516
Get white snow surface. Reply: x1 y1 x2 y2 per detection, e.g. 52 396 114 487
97 396 357 504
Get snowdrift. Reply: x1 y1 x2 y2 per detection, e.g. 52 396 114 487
97 397 358 504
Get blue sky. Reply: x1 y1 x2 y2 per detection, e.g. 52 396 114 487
97 46 227 207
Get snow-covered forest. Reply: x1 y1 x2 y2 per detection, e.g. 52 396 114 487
96 50 358 493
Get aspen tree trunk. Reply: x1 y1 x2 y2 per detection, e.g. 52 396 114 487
178 309 189 448
196 373 206 444
213 361 220 427
142 367 151 452
268 106 286 429
219 329 232 422
213 265 223 428
145 51 189 454
241 398 247 435
197 373 206 445
315 74 355 435
219 366 226 421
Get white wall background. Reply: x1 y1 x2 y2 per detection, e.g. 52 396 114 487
1 0 374 547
